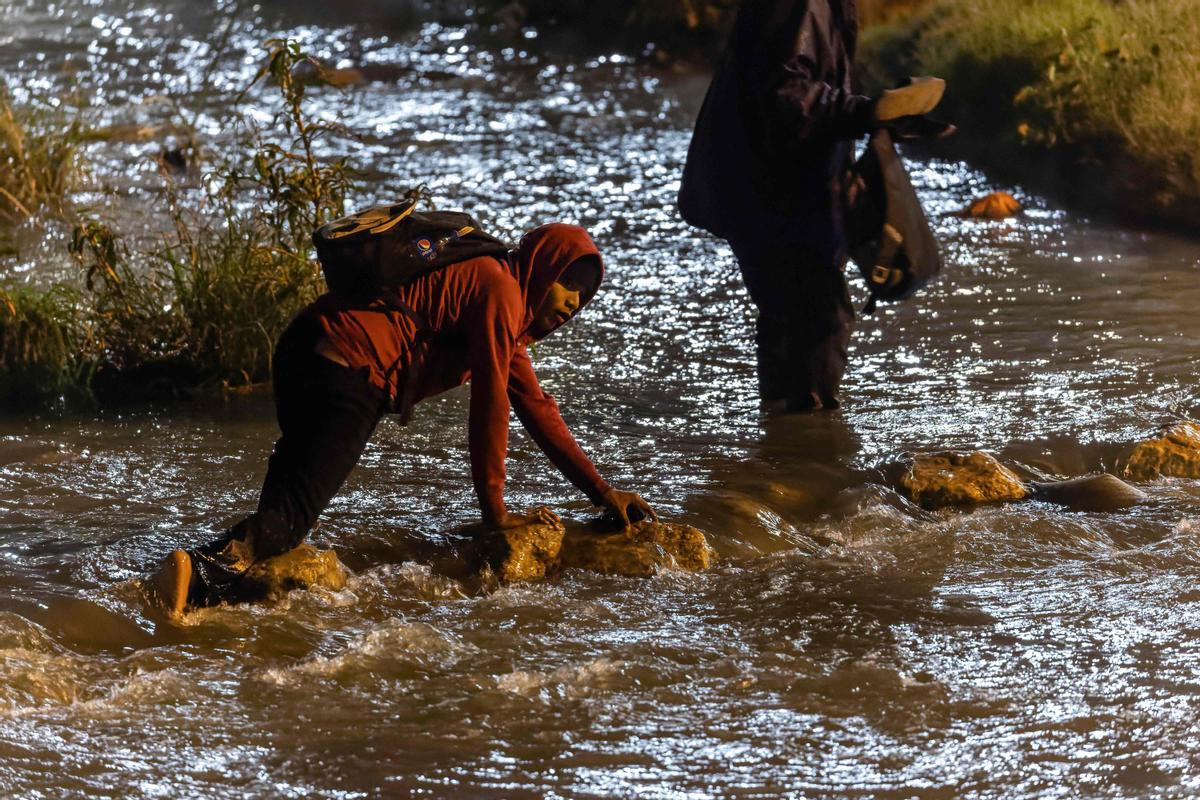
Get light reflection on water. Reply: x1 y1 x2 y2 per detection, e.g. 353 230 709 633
2 1 1200 797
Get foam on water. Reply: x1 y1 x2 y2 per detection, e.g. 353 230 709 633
262 618 478 686
495 656 629 699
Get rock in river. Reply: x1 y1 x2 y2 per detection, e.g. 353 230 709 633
480 521 566 582
478 519 716 582
962 191 1022 219
898 451 1028 508
1029 473 1146 512
236 544 349 602
1123 421 1200 480
558 521 715 578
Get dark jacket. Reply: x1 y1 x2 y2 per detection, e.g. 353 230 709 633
678 0 873 244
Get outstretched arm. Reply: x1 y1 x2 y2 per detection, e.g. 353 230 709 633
509 347 656 526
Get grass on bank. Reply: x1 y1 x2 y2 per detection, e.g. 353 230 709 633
858 0 1200 220
0 86 86 228
0 85 88 262
0 39 352 410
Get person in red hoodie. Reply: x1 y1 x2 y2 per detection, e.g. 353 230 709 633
151 223 655 618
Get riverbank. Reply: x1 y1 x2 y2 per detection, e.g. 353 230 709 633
471 0 736 60
469 0 926 54
856 0 1200 231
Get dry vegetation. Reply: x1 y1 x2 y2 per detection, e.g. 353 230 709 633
0 40 352 409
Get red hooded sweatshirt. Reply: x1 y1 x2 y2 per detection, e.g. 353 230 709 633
301 223 611 522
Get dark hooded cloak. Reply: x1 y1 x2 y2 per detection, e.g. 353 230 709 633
678 0 872 244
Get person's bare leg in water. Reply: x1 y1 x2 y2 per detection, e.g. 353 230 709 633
150 549 191 620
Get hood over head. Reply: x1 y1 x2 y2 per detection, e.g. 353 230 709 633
509 223 604 341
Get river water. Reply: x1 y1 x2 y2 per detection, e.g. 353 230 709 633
2 1 1200 797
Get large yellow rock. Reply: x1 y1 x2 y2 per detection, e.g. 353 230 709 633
559 521 715 578
479 521 566 583
1123 422 1200 481
239 544 349 602
899 451 1028 508
476 519 715 582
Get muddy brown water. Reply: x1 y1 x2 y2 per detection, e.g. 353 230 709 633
3 1 1200 797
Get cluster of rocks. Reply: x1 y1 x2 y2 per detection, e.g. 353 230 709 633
217 421 1200 605
238 519 716 601
896 421 1200 511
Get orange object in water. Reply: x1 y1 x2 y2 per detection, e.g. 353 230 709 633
965 191 1022 219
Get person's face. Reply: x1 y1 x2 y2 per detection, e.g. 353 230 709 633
532 279 584 336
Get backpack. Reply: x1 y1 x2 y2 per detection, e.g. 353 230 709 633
312 198 510 423
312 198 510 299
842 129 943 314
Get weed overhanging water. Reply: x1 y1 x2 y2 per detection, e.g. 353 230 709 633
0 39 356 409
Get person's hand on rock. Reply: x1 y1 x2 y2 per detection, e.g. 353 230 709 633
598 488 657 529
487 506 560 531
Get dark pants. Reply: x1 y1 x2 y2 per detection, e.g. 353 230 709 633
187 319 389 606
729 237 854 412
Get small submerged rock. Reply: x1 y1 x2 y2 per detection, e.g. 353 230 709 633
1029 473 1146 512
236 544 349 602
1123 421 1200 480
899 451 1028 508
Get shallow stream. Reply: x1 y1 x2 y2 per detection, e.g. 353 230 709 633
2 1 1200 797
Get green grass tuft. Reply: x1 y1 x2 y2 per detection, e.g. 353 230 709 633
0 284 88 409
858 0 1200 223
1 39 356 410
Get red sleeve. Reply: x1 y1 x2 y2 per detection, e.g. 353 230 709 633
464 273 523 523
508 346 612 504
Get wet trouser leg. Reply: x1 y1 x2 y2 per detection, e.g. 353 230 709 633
187 321 388 607
729 238 854 411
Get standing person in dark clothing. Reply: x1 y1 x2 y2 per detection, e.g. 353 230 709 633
679 0 949 412
151 223 656 619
